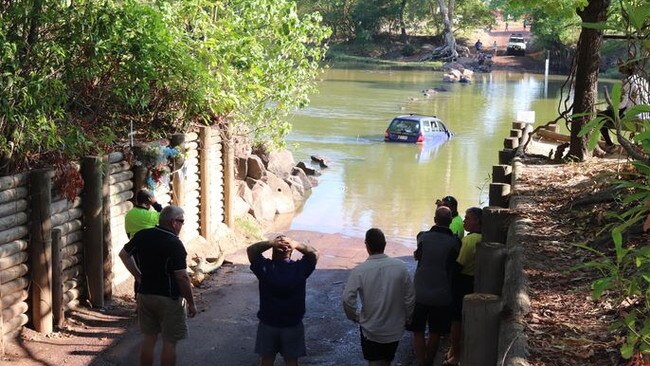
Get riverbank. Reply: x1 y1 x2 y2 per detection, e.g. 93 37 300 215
326 21 546 74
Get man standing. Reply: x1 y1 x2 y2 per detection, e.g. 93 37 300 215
343 228 415 366
445 207 483 366
119 205 196 366
125 189 163 239
409 206 461 366
247 235 319 366
436 196 464 239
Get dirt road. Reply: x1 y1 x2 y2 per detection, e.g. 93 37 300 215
96 230 433 366
5 229 448 366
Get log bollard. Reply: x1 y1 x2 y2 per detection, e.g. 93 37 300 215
461 294 501 366
520 123 534 146
29 169 53 333
498 149 515 165
82 156 104 308
482 206 512 244
489 183 511 208
509 129 523 139
475 242 507 295
512 121 526 130
504 137 519 149
52 229 64 328
492 165 512 185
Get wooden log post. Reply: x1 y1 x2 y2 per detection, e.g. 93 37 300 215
521 123 534 146
461 294 502 366
29 169 53 334
509 129 522 139
0 255 3 355
170 134 186 207
492 165 512 185
199 127 212 240
482 207 512 244
512 121 526 130
489 183 511 208
474 242 507 295
102 156 112 300
81 156 104 308
498 149 515 165
52 229 64 329
222 128 235 228
504 137 519 149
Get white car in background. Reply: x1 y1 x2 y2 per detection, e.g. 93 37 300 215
506 34 526 56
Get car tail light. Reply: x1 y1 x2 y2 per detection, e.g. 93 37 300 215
417 132 424 143
384 129 389 139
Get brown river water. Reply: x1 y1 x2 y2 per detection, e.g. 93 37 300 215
280 67 569 246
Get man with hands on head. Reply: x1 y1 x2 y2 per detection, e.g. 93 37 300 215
247 235 319 366
119 205 196 366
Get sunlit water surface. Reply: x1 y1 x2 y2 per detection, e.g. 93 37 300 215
281 67 568 246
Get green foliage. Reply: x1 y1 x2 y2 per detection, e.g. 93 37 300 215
0 0 330 173
573 0 650 357
297 0 494 42
402 43 416 56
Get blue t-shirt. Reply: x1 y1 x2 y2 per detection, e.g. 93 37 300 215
250 256 317 327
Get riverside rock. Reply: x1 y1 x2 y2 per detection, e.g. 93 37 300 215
247 155 266 180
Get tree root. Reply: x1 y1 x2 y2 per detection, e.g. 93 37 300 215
566 186 617 209
589 223 644 251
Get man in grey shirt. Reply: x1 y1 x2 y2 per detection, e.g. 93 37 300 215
343 228 416 366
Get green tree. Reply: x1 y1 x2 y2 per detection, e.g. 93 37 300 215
0 0 329 173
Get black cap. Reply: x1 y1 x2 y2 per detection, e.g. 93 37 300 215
436 195 458 208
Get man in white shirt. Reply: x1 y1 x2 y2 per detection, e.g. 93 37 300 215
600 60 650 146
343 228 416 366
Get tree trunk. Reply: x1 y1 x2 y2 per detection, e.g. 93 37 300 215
399 0 407 42
438 0 458 59
568 0 611 160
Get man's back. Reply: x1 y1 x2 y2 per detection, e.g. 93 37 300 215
124 226 187 298
250 256 317 327
414 227 460 306
344 254 414 343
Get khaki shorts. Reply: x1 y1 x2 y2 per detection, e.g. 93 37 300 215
137 294 188 342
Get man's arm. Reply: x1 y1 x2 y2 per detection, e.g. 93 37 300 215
246 240 273 263
403 268 416 324
342 274 360 323
174 270 196 318
118 248 141 284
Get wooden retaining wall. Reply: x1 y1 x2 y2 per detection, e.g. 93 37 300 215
461 121 533 366
0 173 30 344
0 126 231 350
107 152 134 292
50 165 84 327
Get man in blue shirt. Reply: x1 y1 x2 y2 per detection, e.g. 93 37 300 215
247 235 319 366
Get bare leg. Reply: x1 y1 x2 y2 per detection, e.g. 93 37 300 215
445 321 461 364
413 331 427 365
161 339 178 366
140 333 158 366
283 357 298 366
260 355 276 366
425 332 441 365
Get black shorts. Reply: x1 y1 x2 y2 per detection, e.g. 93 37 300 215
360 328 399 362
452 274 474 321
407 302 452 334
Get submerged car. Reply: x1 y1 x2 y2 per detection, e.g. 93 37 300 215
384 114 452 143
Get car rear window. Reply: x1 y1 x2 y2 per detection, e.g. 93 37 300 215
389 119 420 134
